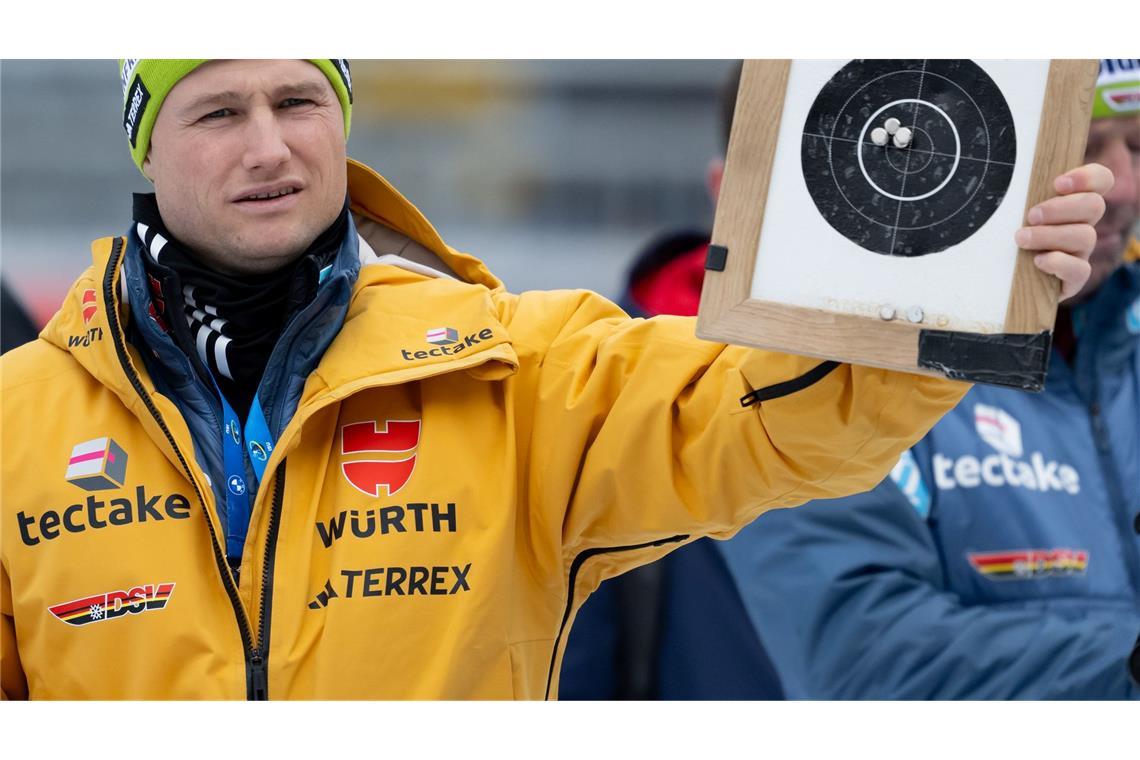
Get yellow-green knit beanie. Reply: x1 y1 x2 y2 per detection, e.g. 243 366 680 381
118 59 353 176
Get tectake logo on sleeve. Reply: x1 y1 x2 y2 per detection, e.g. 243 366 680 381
48 583 175 626
401 327 494 362
66 437 128 491
426 327 459 345
340 420 421 497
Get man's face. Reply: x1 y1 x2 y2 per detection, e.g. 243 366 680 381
1067 113 1140 303
144 60 347 275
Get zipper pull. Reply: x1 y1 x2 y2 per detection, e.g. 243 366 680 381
250 652 268 700
227 555 242 587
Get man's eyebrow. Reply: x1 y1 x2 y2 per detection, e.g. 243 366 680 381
179 81 331 114
271 81 331 100
180 90 248 114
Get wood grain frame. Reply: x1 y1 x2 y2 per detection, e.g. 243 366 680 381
697 59 1099 384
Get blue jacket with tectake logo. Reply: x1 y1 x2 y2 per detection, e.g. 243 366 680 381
719 258 1140 699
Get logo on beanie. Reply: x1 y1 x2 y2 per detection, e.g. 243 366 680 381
1103 85 1140 114
331 59 353 104
1096 60 1140 116
120 59 141 99
123 75 151 148
1098 59 1139 81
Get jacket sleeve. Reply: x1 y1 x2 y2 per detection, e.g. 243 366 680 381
520 289 969 573
716 476 1140 699
1 559 29 700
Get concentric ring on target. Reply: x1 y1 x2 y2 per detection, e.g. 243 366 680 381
884 127 936 174
855 99 960 202
800 60 1017 257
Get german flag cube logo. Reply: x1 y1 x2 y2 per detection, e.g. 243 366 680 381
66 437 128 491
426 327 458 345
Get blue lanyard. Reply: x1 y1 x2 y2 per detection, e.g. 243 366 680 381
218 390 275 564
213 260 324 564
208 262 330 565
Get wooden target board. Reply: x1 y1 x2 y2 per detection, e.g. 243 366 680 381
697 59 1099 391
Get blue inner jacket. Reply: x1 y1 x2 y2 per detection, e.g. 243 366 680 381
122 218 361 559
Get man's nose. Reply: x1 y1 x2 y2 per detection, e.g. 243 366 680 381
241 109 291 172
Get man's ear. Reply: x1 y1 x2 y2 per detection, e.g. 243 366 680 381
142 146 154 183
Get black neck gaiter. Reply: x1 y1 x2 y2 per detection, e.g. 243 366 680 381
132 193 349 418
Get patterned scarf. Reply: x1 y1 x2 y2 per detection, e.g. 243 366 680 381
132 193 348 418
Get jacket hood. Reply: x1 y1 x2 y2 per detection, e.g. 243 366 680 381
345 158 503 291
37 160 518 451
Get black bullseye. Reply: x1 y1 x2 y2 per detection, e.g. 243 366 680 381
801 59 1017 257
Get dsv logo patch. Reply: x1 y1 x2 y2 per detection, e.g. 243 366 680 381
340 420 421 497
48 582 175 627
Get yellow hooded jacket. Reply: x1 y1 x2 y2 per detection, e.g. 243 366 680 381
1 160 969 699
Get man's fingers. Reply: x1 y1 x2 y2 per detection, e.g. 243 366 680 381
1015 223 1097 258
1026 192 1106 226
1053 162 1114 196
1034 251 1091 300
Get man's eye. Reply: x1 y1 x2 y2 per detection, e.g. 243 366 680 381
200 108 231 121
281 98 312 108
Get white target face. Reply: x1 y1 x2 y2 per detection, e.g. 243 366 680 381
801 60 1017 257
750 60 1050 334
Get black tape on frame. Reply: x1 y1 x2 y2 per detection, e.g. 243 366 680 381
917 330 1052 392
705 245 729 272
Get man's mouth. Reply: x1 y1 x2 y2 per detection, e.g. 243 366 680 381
237 186 300 201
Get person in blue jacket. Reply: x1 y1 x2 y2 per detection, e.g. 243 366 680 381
719 59 1140 699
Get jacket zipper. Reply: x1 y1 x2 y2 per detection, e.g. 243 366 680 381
739 360 842 408
101 237 271 700
248 465 286 700
543 533 688 700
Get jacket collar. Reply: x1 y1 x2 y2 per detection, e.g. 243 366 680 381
40 160 519 437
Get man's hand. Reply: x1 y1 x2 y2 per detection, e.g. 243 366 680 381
1015 163 1113 300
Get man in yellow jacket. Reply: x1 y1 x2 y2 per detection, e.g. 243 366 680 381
0 59 1112 699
